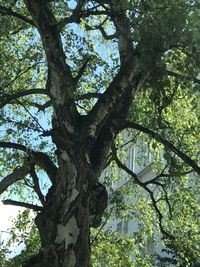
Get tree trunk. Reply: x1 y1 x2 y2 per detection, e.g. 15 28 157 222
24 149 97 267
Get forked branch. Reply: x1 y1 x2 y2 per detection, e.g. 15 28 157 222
0 142 58 183
111 144 175 239
57 0 87 30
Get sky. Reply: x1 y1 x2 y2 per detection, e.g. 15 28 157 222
0 201 24 257
0 201 23 232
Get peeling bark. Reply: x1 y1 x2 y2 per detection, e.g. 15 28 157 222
3 2 140 266
23 148 96 267
0 165 31 195
0 1 197 266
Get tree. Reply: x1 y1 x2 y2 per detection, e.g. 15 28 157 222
0 0 199 266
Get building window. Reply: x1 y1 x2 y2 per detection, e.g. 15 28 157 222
116 221 122 233
147 236 154 253
116 220 129 235
140 142 152 167
123 220 129 234
128 147 135 171
131 148 135 171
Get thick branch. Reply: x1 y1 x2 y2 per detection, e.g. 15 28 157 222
111 1 135 65
23 0 72 80
83 3 147 141
24 0 79 129
32 152 57 184
86 58 144 140
0 142 57 183
0 165 31 195
118 121 200 175
2 199 43 211
0 141 27 152
0 4 35 26
0 88 49 108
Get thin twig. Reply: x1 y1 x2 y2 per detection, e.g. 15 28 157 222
111 143 175 239
17 100 46 132
31 167 45 206
90 208 113 245
118 121 200 175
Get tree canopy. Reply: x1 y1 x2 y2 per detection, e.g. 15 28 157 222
0 1 199 267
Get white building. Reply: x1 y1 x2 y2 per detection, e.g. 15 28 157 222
100 134 178 266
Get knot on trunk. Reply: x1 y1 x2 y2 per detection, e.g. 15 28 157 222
89 182 108 228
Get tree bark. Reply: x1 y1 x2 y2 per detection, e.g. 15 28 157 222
24 149 95 267
20 2 142 266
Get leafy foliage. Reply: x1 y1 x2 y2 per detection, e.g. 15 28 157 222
0 0 200 266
